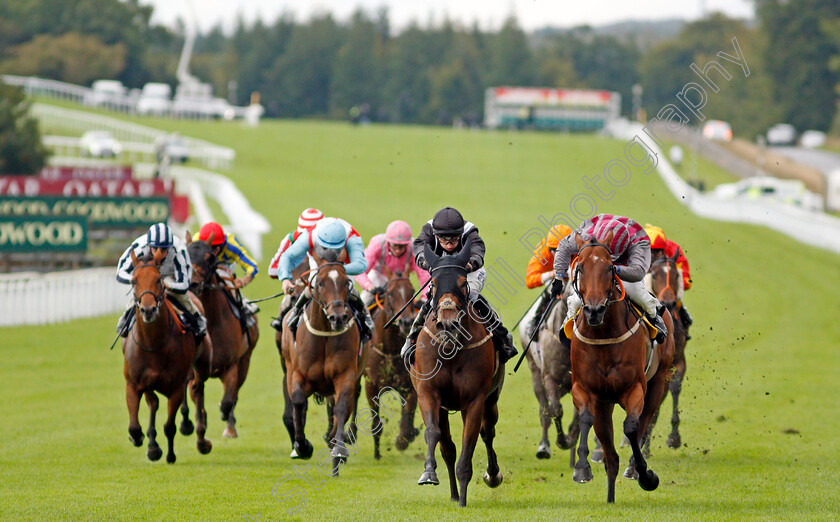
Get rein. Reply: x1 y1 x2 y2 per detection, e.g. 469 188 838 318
131 262 172 352
651 259 677 301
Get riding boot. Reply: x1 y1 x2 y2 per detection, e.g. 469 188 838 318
348 292 374 344
400 299 432 360
286 293 310 339
116 306 135 338
191 312 208 346
678 302 693 327
648 305 668 345
471 295 518 364
271 295 294 332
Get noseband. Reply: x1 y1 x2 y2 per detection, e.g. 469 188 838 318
133 262 165 313
306 262 352 317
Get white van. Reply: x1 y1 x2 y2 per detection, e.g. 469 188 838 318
137 82 172 116
87 80 126 107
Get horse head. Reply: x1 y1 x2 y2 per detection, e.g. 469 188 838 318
384 271 417 338
650 256 679 312
424 239 471 333
187 238 217 296
574 231 616 327
131 248 166 324
311 261 353 331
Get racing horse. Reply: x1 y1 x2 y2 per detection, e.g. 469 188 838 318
280 259 368 476
122 248 212 463
645 253 689 451
410 241 505 507
521 284 579 462
364 262 421 459
187 234 259 439
569 233 674 503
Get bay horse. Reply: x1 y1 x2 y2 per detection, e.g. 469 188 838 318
280 260 368 476
569 233 675 503
187 234 259 439
410 241 504 507
364 263 420 459
520 285 579 462
122 248 212 463
645 253 689 451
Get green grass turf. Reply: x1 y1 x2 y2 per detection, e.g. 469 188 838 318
2 108 839 520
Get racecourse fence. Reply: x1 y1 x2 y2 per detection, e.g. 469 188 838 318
0 268 124 327
32 104 236 170
606 119 840 255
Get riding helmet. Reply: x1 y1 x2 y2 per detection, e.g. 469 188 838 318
147 222 174 248
198 222 227 246
385 220 412 245
431 207 465 236
315 218 348 249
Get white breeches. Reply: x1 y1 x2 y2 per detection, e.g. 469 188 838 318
466 267 486 301
361 270 389 306
566 279 659 322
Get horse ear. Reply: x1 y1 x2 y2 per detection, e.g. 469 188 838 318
185 231 192 245
670 247 680 263
383 263 394 280
423 243 439 268
205 230 214 246
575 233 585 249
130 248 139 266
455 238 472 267
153 247 167 265
602 230 614 249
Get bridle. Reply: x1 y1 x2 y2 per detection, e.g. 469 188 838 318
650 257 678 303
428 263 468 321
571 241 626 309
190 254 223 296
133 262 166 313
304 262 352 317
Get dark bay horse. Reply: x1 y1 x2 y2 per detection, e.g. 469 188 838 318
123 248 212 463
280 261 368 476
410 242 504 507
646 254 689 451
521 285 579 462
569 233 674 503
187 235 259 439
364 263 420 459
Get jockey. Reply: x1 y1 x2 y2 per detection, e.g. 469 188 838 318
644 224 693 331
522 224 573 346
356 220 430 308
278 216 374 343
552 213 668 344
196 221 259 326
267 208 324 330
115 222 206 340
400 207 519 363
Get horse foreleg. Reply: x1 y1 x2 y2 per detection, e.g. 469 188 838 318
164 384 185 464
189 371 212 455
289 373 313 460
592 401 618 503
219 364 239 438
417 395 442 487
571 382 594 483
397 390 419 451
438 410 458 502
179 375 194 436
481 389 503 490
144 391 162 461
364 380 383 460
667 358 686 449
280 359 296 451
531 368 552 459
455 399 485 507
329 380 358 477
622 380 660 492
126 381 144 447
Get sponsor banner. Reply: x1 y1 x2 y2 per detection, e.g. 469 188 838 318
0 176 173 198
0 216 88 252
0 196 170 227
492 87 614 107
39 165 133 180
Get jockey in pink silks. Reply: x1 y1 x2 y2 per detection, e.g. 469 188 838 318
356 220 430 308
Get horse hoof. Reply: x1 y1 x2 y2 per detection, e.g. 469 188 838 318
166 453 176 464
483 471 503 488
408 427 420 442
323 432 331 444
639 469 659 491
536 443 551 459
129 428 144 447
331 445 349 459
395 436 409 451
667 434 681 449
197 439 212 455
293 440 314 460
556 436 574 451
573 466 593 483
374 451 381 460
179 419 195 436
290 448 299 459
623 465 639 480
418 470 439 486
147 446 162 461
590 449 604 464
223 426 238 439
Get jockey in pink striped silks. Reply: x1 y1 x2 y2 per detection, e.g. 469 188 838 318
356 220 430 307
552 213 668 344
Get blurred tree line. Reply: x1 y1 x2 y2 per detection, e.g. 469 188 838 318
0 0 838 140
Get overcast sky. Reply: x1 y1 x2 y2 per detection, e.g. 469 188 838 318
144 0 755 34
